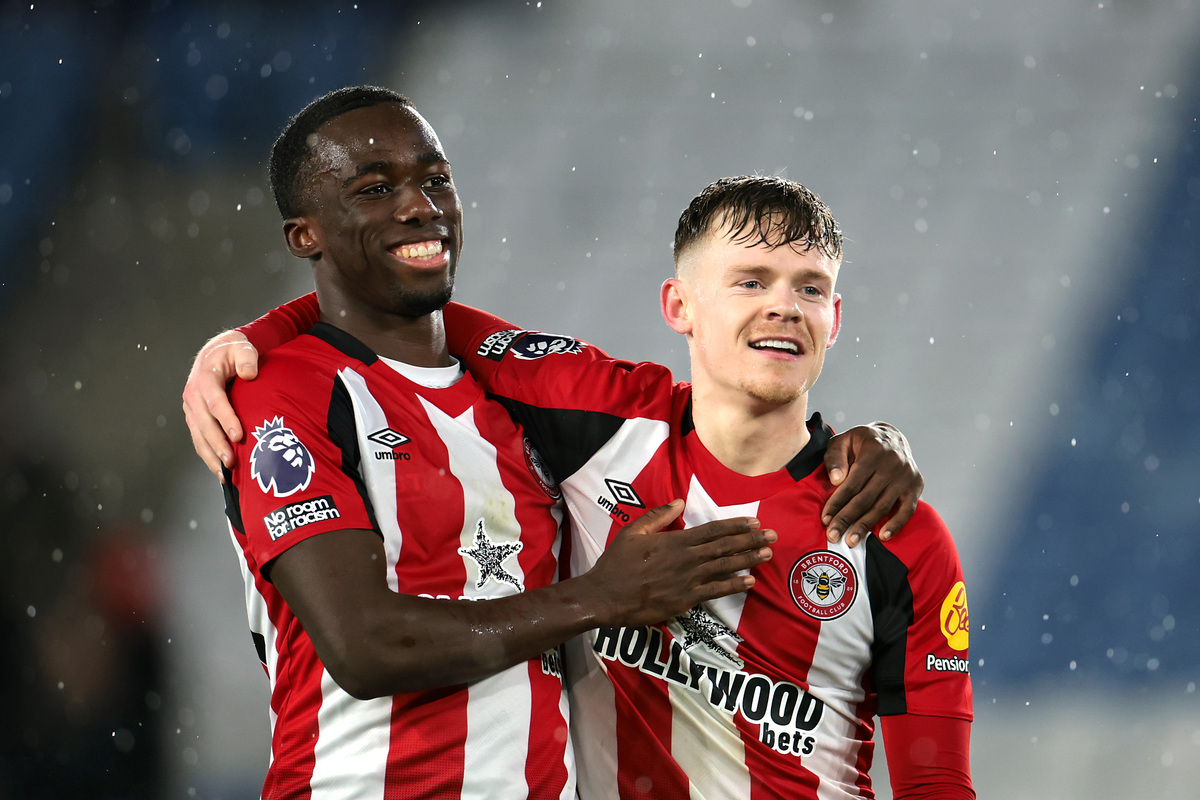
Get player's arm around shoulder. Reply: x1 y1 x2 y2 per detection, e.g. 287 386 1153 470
443 301 674 416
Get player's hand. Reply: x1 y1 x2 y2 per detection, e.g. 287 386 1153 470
181 330 260 479
822 422 923 548
581 500 776 628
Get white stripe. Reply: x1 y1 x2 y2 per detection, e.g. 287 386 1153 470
568 632 619 800
423 397 531 797
339 368 404 592
309 672 392 799
807 539 872 799
226 523 280 758
561 417 670 581
561 417 669 800
674 479 757 800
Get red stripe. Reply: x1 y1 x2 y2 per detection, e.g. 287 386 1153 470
524 659 571 799
852 711 877 797
264 590 322 798
384 688 467 798
613 658 690 800
735 495 827 799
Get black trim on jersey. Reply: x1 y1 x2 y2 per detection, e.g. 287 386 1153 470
490 397 627 483
221 465 244 533
865 535 916 715
680 399 696 436
252 631 268 666
785 413 833 482
309 321 379 365
328 375 381 533
223 468 272 665
680 403 831 482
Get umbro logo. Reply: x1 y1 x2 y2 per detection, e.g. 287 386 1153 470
368 428 411 448
369 428 412 461
596 478 644 523
605 479 644 508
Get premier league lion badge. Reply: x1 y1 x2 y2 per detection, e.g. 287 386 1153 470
250 416 315 497
510 332 584 360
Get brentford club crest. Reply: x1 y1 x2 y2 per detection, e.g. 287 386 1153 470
523 437 560 499
790 550 858 620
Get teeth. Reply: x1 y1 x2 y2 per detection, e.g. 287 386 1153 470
751 339 800 354
398 241 443 259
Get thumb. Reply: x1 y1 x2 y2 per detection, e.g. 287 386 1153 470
628 498 684 535
235 344 260 380
824 436 849 485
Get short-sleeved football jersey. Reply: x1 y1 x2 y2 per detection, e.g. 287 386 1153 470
222 322 574 800
442 303 973 800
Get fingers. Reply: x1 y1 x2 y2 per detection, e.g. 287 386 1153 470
823 432 851 486
621 500 685 535
822 422 924 547
880 486 922 541
679 515 762 545
691 573 758 603
183 400 229 479
181 331 257 475
694 538 775 578
202 376 245 444
822 464 870 543
824 472 921 547
687 525 776 559
831 484 898 548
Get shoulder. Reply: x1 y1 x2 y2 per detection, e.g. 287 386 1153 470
874 501 960 572
229 335 343 415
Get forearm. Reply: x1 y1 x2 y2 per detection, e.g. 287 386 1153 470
271 528 603 697
324 575 605 698
239 291 320 353
442 300 514 358
273 511 771 698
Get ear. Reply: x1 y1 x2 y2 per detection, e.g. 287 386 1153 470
827 293 842 348
660 278 694 335
283 217 321 259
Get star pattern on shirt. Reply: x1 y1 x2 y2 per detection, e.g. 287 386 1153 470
674 605 745 668
458 518 525 592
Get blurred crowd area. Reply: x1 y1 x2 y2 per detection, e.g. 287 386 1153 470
2 1 1198 798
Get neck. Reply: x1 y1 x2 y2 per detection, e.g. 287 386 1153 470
315 285 451 367
689 382 811 476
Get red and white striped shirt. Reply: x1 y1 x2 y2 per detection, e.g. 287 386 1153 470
223 321 574 799
441 303 974 800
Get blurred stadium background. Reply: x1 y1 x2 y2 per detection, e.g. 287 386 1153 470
1 1 1198 797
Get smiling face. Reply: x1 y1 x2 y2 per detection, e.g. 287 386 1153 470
663 224 841 413
283 101 464 322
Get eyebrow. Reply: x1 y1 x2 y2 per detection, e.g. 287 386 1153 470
727 263 833 285
340 152 451 188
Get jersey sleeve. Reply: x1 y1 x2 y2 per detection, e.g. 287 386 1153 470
880 713 975 799
442 301 679 480
866 502 973 721
222 350 377 573
239 292 321 355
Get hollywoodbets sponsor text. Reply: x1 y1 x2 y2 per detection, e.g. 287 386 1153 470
593 625 823 758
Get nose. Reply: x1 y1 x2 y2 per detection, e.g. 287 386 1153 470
393 185 441 225
764 286 802 322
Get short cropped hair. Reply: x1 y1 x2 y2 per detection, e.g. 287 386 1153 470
673 175 843 267
269 85 414 218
